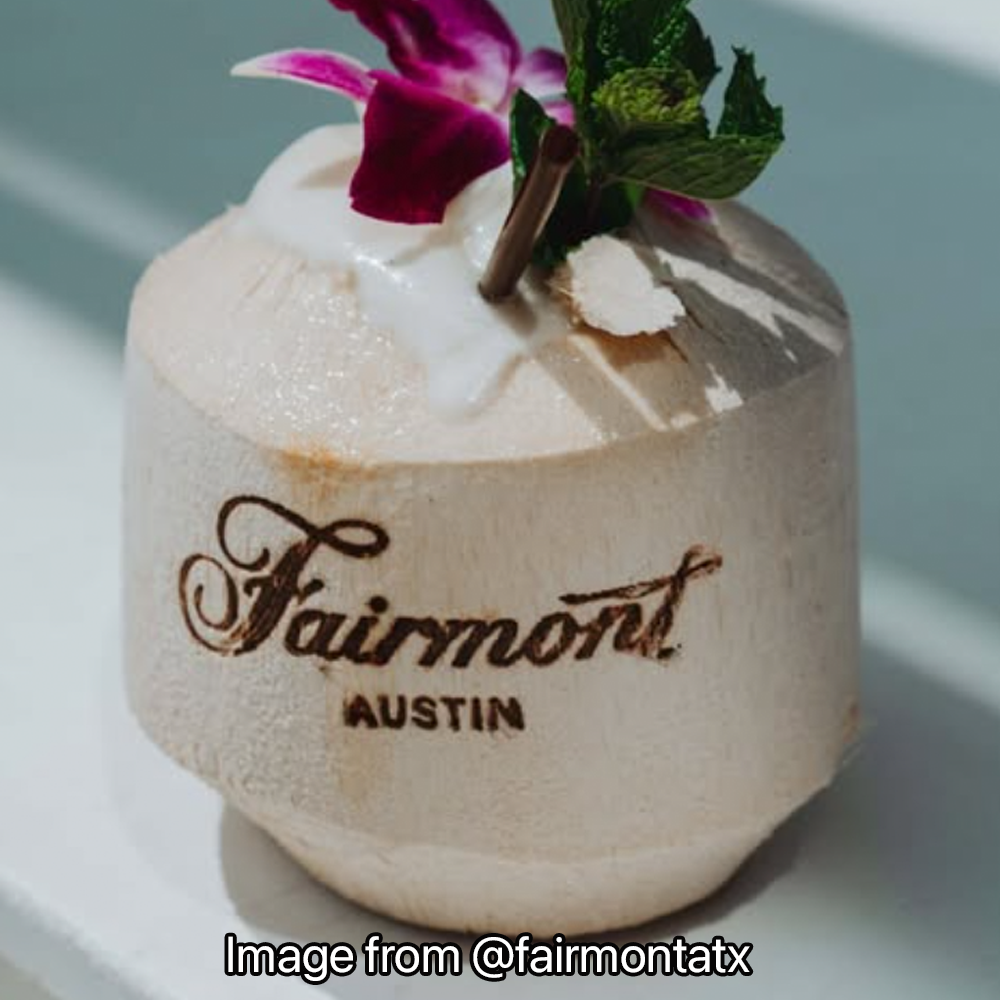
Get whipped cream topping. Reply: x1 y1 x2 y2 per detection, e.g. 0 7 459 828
243 126 575 417
241 125 844 422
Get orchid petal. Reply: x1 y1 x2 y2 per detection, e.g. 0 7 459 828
350 73 509 225
647 190 713 223
329 0 519 107
232 49 374 102
543 99 576 127
514 48 568 98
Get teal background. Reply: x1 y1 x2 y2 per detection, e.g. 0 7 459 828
1 0 997 614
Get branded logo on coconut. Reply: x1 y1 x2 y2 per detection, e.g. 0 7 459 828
179 496 723 734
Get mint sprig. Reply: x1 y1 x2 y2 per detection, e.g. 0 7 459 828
513 0 784 265
510 90 639 269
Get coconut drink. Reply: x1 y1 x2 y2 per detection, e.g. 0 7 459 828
124 0 859 935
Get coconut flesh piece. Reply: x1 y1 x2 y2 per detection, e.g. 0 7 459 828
124 125 860 935
561 234 687 337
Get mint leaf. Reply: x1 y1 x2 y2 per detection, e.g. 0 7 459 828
510 88 642 266
551 0 602 111
719 48 784 141
611 132 783 200
650 8 720 92
592 65 706 141
598 0 679 77
598 1 718 91
510 88 552 190
520 2 786 270
587 44 784 200
510 89 588 266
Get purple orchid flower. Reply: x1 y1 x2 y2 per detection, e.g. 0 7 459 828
235 0 572 225
236 0 711 228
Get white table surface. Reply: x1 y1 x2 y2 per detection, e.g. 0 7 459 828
2 1 999 997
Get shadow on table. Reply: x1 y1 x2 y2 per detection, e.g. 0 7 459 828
218 645 1000 994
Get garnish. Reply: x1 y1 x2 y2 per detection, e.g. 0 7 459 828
480 125 581 302
236 0 783 288
234 0 570 224
513 0 785 264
